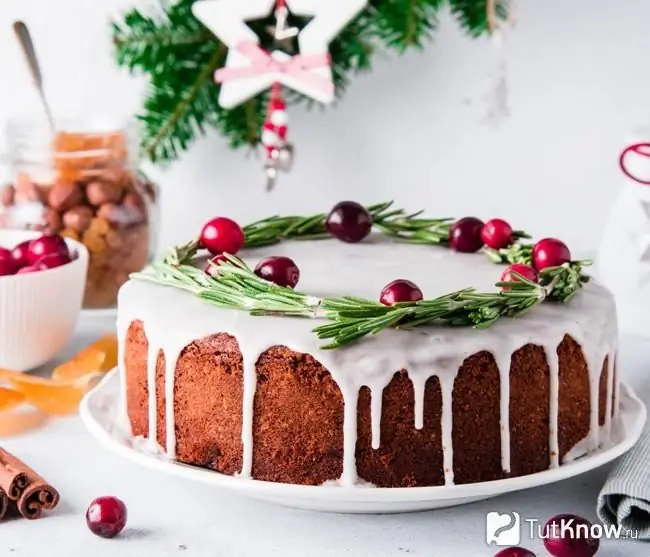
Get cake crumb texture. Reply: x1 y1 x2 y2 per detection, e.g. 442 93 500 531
124 322 614 487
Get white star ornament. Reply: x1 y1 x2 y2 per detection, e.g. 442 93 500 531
192 0 367 109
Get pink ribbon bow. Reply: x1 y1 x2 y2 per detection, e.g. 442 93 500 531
215 40 334 96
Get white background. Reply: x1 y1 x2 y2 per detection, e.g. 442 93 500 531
0 0 649 254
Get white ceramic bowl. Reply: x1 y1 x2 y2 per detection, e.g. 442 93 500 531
0 230 89 372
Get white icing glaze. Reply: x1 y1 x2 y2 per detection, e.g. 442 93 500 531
545 346 560 468
605 354 615 437
239 355 257 478
146 340 158 451
370 382 383 450
411 376 426 430
496 353 511 474
115 236 619 486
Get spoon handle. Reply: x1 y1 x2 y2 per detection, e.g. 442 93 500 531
13 21 56 132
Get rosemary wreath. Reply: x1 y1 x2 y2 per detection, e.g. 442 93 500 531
131 202 591 349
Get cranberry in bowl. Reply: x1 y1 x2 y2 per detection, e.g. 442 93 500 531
0 230 88 371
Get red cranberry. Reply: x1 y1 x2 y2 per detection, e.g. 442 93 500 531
17 265 39 274
500 264 539 289
254 256 300 288
380 279 424 306
0 247 12 261
532 238 571 271
86 496 127 539
200 217 245 256
0 258 18 277
11 240 32 268
27 234 69 265
482 218 514 250
325 201 373 243
204 254 229 278
449 217 485 253
542 514 600 557
495 548 537 557
34 252 72 271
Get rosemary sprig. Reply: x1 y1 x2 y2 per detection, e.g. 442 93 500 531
243 201 532 259
131 243 591 349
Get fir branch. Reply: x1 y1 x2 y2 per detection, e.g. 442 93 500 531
449 0 510 37
372 0 445 51
112 0 212 75
140 44 226 162
112 0 513 163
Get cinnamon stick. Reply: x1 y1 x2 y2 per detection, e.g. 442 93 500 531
0 447 59 520
0 449 29 500
0 487 8 521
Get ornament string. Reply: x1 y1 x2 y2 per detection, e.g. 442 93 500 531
619 143 650 185
483 0 517 126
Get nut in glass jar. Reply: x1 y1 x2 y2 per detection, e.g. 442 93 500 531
0 117 159 309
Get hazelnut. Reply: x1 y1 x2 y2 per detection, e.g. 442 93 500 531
48 182 84 212
100 167 131 189
122 193 146 224
44 208 63 233
60 228 81 242
86 181 122 207
98 203 137 226
63 206 94 233
1 185 15 207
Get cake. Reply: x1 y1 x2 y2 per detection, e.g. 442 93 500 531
115 230 619 488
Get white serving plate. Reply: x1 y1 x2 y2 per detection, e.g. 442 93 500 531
80 369 647 514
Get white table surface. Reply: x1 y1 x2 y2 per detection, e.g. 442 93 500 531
1 314 649 557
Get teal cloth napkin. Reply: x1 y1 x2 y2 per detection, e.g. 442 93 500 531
597 423 650 541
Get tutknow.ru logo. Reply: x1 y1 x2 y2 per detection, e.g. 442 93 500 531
485 511 639 546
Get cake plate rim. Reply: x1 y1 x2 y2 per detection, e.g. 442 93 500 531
79 369 647 514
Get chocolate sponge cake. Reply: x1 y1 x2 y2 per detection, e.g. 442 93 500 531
117 238 618 487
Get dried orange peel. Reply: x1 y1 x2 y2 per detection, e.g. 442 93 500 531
0 387 26 413
0 333 118 418
51 333 118 382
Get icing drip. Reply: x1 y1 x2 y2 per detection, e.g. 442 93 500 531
585 349 605 451
115 237 619 486
411 375 426 430
545 346 560 468
146 340 158 450
116 318 129 430
496 353 512 474
164 344 183 459
239 356 258 478
370 383 384 450
605 354 615 436
439 374 456 486
614 359 621 419
341 385 359 486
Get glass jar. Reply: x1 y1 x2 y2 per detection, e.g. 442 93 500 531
0 117 159 309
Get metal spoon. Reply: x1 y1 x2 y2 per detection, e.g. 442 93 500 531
13 21 56 132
